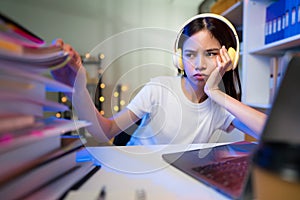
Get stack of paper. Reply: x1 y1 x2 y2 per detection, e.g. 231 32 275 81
0 13 95 200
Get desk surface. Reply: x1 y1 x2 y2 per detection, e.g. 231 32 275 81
65 143 231 200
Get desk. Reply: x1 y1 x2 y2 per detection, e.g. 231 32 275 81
65 143 231 200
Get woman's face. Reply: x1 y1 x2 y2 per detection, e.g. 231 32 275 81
182 29 221 87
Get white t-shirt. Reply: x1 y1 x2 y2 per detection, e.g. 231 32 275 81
126 76 234 145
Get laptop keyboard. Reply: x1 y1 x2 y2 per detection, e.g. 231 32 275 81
192 156 250 198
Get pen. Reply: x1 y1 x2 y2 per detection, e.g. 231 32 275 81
98 186 106 200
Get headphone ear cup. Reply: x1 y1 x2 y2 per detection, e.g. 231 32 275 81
173 48 184 70
227 47 237 71
228 47 236 62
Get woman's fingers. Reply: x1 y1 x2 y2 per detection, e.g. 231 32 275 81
52 38 64 47
221 46 231 61
218 46 232 72
63 43 73 53
52 38 73 54
51 38 82 71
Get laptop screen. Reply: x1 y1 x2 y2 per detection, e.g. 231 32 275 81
262 54 300 144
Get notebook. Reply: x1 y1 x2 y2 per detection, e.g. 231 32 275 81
162 53 300 199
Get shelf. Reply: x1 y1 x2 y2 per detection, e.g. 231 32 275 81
250 34 300 56
221 1 243 26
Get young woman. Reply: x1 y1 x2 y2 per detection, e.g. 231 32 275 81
52 14 267 145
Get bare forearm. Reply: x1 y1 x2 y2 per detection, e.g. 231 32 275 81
71 67 139 143
72 67 113 143
73 86 114 142
208 89 267 137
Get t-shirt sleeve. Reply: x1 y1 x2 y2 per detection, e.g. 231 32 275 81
220 110 235 131
126 80 156 118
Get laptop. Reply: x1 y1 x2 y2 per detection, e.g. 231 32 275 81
162 53 300 199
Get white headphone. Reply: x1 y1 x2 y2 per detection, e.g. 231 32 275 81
173 13 240 72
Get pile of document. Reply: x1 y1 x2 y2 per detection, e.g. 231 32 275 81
0 13 97 200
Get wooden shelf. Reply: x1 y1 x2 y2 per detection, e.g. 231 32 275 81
222 1 243 26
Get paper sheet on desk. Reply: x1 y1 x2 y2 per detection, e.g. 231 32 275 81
68 144 231 200
86 144 230 174
86 144 197 174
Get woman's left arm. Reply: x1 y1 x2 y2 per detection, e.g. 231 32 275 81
205 47 268 138
213 90 267 138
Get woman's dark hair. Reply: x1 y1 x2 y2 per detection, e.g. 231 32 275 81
177 17 242 101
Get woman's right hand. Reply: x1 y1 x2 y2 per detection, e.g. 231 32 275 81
51 38 83 88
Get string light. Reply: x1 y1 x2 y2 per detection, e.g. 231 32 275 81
113 105 119 112
99 53 105 59
121 85 128 92
61 96 68 103
113 91 119 97
120 100 125 106
56 112 61 118
100 83 106 89
99 96 105 102
85 53 91 59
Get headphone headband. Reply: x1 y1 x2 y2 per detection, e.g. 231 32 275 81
174 13 240 70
